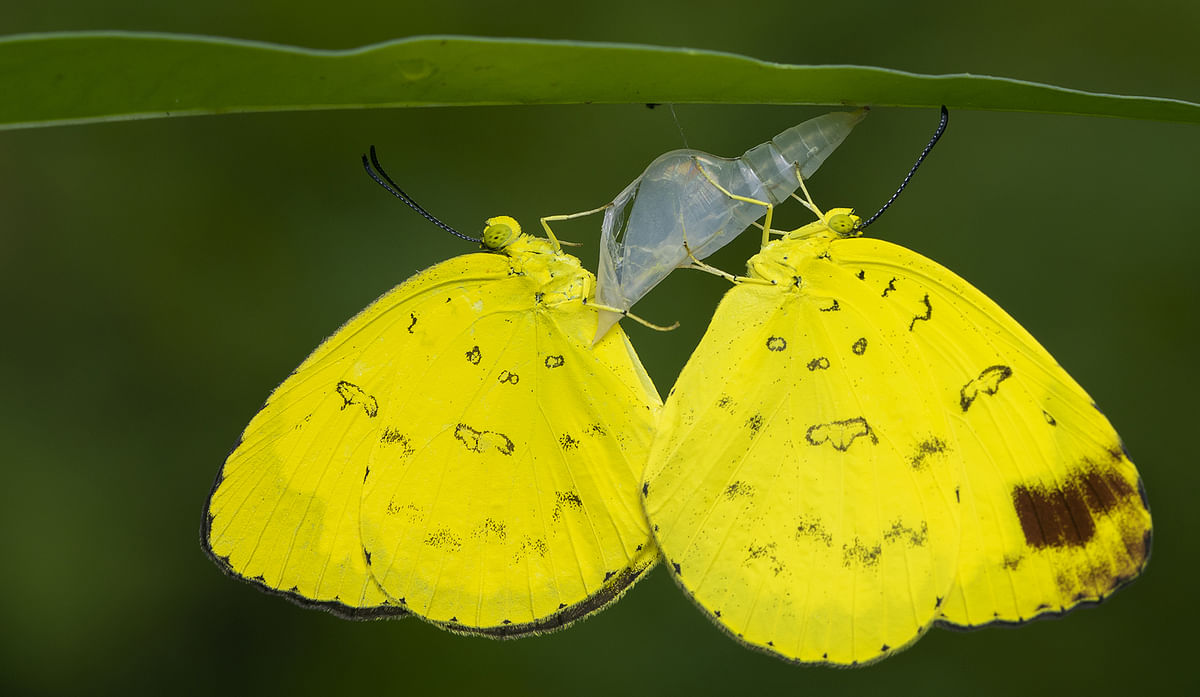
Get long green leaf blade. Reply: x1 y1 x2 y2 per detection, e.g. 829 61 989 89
2 32 1197 130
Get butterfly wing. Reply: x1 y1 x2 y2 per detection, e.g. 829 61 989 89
835 238 1151 628
201 257 495 617
205 251 661 630
644 232 1151 665
343 252 660 635
644 265 963 665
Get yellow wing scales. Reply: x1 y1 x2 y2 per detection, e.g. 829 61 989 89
359 292 659 633
644 216 1151 665
205 233 661 633
835 238 1150 627
203 257 488 616
645 245 963 665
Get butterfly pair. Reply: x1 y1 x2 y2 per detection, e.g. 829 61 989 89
202 112 1151 666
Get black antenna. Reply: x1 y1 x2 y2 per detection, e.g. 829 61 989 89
362 145 481 244
854 105 949 232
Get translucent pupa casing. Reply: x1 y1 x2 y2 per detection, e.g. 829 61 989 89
594 109 867 342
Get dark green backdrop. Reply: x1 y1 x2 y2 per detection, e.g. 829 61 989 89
2 1 1195 694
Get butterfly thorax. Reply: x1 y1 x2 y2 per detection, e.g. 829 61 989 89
746 207 861 285
490 223 592 307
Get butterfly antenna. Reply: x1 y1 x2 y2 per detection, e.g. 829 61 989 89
362 145 481 244
854 105 949 232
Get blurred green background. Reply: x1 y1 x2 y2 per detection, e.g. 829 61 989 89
1 1 1196 695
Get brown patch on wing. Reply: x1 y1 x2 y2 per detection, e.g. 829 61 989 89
1011 462 1138 550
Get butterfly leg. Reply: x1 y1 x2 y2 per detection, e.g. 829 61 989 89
749 221 787 238
541 203 613 254
679 234 773 287
581 298 680 332
679 236 737 282
690 157 776 248
673 204 772 287
788 163 828 219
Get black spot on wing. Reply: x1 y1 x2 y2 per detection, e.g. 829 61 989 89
795 515 833 547
472 518 507 540
745 542 785 575
766 336 787 352
384 499 423 521
498 370 520 385
881 278 897 297
806 417 877 451
379 427 415 457
424 528 463 551
960 365 1013 412
909 437 948 470
335 381 378 417
1044 410 1057 426
883 519 929 547
909 294 932 331
746 413 764 435
465 345 482 364
856 270 866 280
842 537 881 568
551 491 583 522
559 433 579 450
514 536 549 562
723 481 755 500
454 423 515 455
820 299 840 312
807 356 830 371
851 338 867 355
544 355 565 369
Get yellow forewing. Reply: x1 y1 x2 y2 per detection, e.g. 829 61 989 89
204 235 661 634
836 238 1151 628
643 216 1150 665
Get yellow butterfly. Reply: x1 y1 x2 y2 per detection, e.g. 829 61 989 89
203 149 661 635
642 108 1152 665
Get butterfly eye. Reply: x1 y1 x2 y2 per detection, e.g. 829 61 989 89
827 212 858 234
483 215 521 249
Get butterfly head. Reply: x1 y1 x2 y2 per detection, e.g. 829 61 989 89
482 216 522 250
825 208 862 237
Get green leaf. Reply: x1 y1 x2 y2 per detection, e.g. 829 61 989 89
2 32 1197 130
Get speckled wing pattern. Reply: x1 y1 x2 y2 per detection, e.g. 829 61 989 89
204 244 661 635
839 238 1151 629
642 222 1151 665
